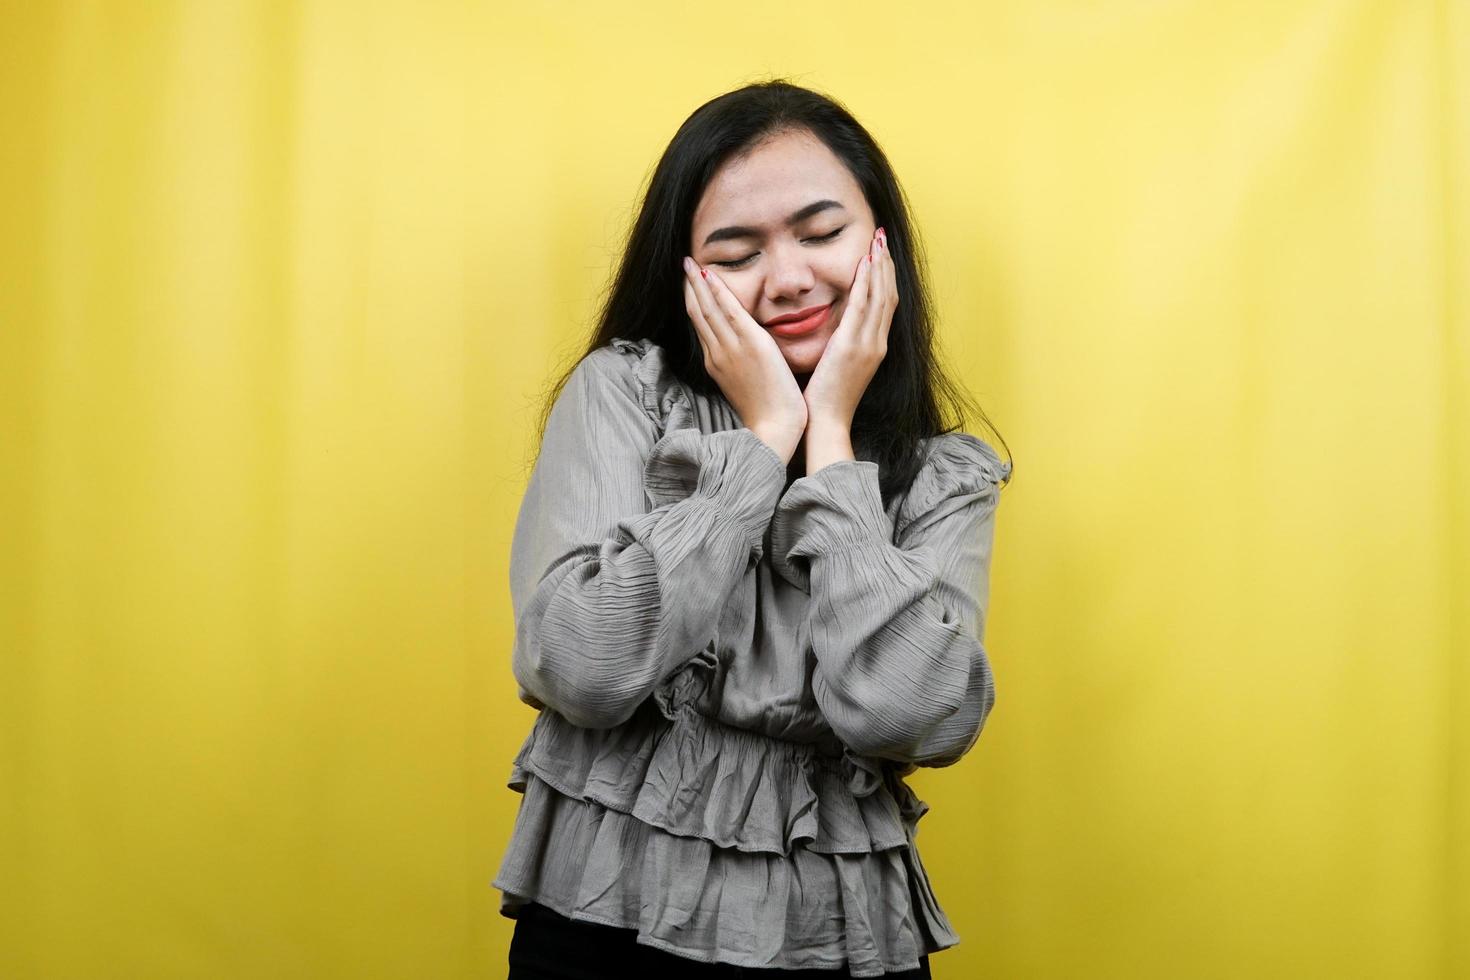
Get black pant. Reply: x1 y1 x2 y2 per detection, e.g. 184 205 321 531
507 901 934 979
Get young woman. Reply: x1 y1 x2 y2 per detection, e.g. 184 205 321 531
493 79 1013 979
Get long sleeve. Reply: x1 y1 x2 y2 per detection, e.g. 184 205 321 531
769 434 1009 768
508 345 788 730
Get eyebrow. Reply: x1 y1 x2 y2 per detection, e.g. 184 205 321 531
701 199 848 247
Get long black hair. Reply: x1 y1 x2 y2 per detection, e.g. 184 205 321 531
531 77 1011 504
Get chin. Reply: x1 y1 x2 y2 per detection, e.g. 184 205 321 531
774 329 832 375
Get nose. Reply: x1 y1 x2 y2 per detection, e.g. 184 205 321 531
761 240 817 304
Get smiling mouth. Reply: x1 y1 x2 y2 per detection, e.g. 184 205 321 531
762 303 832 328
763 303 833 338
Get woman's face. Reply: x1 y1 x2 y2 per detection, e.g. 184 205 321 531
689 129 877 378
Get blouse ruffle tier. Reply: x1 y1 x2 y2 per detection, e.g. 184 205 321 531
493 336 1010 977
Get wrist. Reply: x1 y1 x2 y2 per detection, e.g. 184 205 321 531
804 413 852 437
750 423 801 465
802 418 855 473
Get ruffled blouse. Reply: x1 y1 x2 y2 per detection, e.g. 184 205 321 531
493 336 1011 977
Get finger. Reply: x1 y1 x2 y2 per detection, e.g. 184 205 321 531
846 249 864 333
866 236 891 345
858 235 870 345
686 257 737 354
683 276 718 357
702 268 760 342
870 231 894 343
687 259 736 348
873 237 893 337
851 246 876 343
870 249 893 345
882 238 898 321
869 233 886 341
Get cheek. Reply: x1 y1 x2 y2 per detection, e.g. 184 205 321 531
829 247 868 289
737 283 763 316
713 273 760 316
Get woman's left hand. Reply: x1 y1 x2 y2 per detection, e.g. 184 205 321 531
801 226 896 428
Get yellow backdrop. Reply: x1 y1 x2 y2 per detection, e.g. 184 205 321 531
2 2 1466 978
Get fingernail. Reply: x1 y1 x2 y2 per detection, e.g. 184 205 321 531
700 267 708 279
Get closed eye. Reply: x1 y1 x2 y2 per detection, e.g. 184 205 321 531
710 226 847 269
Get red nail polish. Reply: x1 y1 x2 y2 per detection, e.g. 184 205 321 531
700 268 707 279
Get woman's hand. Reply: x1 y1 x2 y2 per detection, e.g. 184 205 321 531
682 255 808 464
800 227 896 429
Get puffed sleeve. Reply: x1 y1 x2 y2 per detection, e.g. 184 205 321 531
768 433 1009 768
508 344 788 730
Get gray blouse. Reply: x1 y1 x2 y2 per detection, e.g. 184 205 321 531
492 336 1010 977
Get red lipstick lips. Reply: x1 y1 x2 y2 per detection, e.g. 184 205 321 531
762 303 832 338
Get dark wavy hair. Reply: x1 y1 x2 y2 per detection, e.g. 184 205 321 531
531 76 1011 504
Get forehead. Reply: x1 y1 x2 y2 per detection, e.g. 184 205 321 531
692 130 865 232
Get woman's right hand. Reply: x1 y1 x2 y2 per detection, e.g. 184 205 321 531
682 256 808 464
